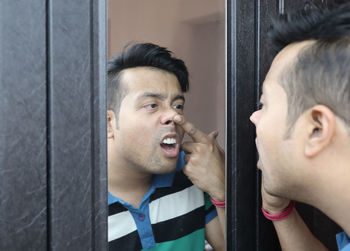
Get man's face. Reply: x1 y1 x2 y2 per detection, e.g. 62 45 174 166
111 67 185 174
250 43 305 196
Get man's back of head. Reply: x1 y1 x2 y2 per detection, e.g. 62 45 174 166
269 3 350 135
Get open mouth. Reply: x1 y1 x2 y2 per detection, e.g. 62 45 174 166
160 136 179 158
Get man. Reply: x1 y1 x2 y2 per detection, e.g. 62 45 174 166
107 43 225 250
250 3 350 250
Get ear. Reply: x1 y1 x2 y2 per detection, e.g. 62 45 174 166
107 110 116 139
304 105 335 157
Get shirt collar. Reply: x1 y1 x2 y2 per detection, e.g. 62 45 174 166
336 231 350 250
108 151 185 204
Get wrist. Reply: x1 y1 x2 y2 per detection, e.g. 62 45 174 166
262 200 295 221
209 188 225 202
210 197 225 208
263 205 287 215
262 200 291 214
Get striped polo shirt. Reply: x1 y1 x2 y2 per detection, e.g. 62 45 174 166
108 152 217 250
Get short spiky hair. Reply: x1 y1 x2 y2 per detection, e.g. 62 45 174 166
107 43 189 120
268 3 350 135
269 2 350 52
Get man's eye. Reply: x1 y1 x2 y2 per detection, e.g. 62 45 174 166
145 103 158 110
173 104 184 110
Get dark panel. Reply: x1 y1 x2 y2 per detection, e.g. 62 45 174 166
334 0 350 4
0 1 47 250
283 0 307 13
48 0 107 250
227 0 258 250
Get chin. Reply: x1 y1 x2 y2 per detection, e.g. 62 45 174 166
263 178 289 198
262 175 279 195
264 185 280 197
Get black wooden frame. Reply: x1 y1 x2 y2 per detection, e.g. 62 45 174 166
226 0 260 250
0 1 107 250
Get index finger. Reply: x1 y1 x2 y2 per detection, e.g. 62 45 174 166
173 115 208 143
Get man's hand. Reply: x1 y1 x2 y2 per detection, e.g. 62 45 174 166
173 115 225 201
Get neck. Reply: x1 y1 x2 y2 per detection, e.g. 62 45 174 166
311 182 350 235
108 151 152 208
301 158 350 235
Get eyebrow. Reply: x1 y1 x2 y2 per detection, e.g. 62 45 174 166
172 94 185 103
136 92 166 101
136 92 185 103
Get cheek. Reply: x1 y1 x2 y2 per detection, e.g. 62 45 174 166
255 118 281 160
255 119 267 146
120 121 154 145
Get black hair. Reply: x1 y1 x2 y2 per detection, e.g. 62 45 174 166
268 3 350 135
269 2 350 52
107 43 189 119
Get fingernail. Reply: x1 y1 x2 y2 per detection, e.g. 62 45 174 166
174 115 182 122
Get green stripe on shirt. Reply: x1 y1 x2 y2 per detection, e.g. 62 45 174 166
142 228 205 251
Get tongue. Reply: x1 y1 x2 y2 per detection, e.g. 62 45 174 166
161 144 175 150
160 143 178 158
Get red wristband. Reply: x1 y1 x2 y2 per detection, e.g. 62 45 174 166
210 197 226 208
261 201 295 221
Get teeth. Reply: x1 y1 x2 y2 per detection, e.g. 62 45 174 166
162 138 176 144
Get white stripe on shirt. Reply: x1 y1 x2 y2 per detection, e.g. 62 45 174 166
108 210 137 242
149 185 204 224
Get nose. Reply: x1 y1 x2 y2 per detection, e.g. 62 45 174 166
250 110 260 125
160 107 178 125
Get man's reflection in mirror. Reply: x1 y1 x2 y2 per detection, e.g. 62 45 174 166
107 43 225 251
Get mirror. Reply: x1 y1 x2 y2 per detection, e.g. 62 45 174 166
107 0 225 250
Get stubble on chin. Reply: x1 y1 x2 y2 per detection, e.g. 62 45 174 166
144 142 177 174
150 153 178 174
